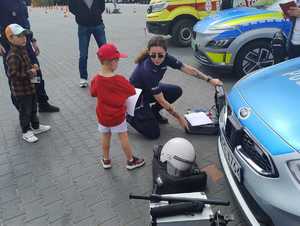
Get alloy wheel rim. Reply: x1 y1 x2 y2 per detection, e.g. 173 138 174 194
180 27 192 41
242 47 274 74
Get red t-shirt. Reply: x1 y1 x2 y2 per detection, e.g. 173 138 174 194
90 74 136 127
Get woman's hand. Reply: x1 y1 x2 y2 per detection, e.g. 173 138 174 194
288 7 300 17
209 78 223 87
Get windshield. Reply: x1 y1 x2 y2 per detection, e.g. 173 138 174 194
232 0 293 10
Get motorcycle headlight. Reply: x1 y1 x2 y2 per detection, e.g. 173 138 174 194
288 160 300 184
206 38 235 49
148 2 168 13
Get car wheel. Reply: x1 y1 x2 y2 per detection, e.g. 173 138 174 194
171 19 195 47
235 40 274 77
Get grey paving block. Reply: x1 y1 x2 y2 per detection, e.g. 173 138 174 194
114 201 141 225
49 216 74 226
16 173 34 190
80 185 104 207
17 186 41 204
13 163 32 178
3 215 25 226
34 174 56 190
61 186 82 206
25 216 49 226
2 200 25 221
0 186 18 204
46 200 71 223
23 200 47 223
40 186 62 206
91 200 118 225
0 154 9 166
69 201 93 224
73 216 96 226
54 174 74 191
73 175 95 192
0 164 12 177
0 173 16 190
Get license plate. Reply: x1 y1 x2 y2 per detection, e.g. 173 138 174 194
223 143 243 183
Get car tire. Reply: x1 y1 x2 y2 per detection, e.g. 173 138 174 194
171 19 196 47
235 40 274 77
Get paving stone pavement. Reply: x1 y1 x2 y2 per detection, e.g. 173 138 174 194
0 4 246 226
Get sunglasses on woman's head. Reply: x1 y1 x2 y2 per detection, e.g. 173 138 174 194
150 53 165 59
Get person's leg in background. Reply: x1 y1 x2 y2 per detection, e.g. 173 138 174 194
92 24 107 48
78 25 92 88
150 83 182 124
288 42 300 59
26 41 59 112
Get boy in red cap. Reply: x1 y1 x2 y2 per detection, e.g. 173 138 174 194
90 43 145 170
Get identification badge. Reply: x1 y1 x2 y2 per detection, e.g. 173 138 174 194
31 76 41 84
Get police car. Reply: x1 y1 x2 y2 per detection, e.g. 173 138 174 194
192 0 292 76
218 58 300 226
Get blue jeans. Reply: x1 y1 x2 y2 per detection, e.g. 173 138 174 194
78 24 106 80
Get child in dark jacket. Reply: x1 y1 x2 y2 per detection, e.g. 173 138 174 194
90 43 145 170
5 24 51 143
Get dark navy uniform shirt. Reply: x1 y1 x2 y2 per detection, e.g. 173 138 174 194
130 54 183 103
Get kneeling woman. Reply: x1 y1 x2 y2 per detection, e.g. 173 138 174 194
127 36 222 139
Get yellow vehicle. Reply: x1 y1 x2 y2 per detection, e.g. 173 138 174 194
146 0 221 47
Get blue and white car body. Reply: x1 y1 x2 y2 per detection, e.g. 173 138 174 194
192 4 292 76
218 59 300 226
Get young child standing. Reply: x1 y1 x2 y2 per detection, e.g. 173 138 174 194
90 43 145 170
5 24 51 143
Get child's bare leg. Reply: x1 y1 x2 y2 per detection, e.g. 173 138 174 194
101 132 111 160
118 132 133 161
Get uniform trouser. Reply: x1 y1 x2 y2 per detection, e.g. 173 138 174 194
288 42 300 59
145 83 183 114
2 41 49 109
127 83 182 139
15 95 39 133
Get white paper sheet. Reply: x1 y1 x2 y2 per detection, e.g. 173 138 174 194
184 112 213 126
126 88 142 116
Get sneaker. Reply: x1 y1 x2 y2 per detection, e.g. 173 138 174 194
32 124 51 135
126 156 145 170
101 159 112 169
80 79 88 88
39 103 60 112
22 131 38 143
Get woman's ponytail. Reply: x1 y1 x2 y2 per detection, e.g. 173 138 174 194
134 48 148 64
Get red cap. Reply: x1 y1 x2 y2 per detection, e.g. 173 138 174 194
97 43 127 61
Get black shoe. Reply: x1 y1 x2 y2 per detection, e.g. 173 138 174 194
39 103 60 113
153 111 168 124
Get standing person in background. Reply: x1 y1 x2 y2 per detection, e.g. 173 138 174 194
68 0 107 88
287 2 300 58
0 0 60 112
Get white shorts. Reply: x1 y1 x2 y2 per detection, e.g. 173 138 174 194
98 120 128 133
